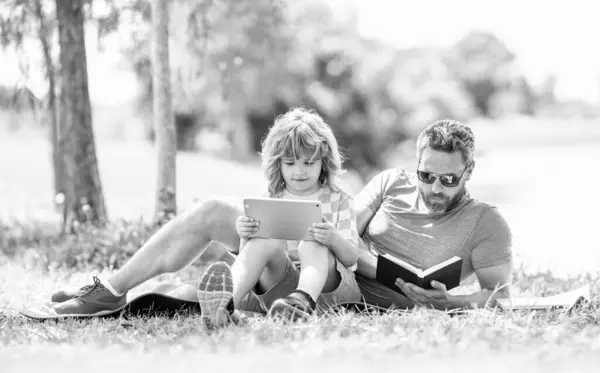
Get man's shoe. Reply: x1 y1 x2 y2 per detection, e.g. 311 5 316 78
51 281 101 303
197 262 236 329
52 277 127 315
268 290 316 322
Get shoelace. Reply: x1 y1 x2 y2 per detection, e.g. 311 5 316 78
75 276 102 299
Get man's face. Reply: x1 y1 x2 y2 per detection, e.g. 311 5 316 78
417 147 471 213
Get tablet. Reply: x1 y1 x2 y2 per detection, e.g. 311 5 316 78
243 198 323 241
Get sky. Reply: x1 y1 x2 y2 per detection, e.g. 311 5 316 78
0 0 598 104
355 0 600 102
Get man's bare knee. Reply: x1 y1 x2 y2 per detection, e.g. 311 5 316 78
184 198 240 238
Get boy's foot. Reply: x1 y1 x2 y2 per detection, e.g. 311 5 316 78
197 261 236 329
268 290 316 322
52 277 127 315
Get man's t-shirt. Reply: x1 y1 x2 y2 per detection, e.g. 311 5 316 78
354 168 512 308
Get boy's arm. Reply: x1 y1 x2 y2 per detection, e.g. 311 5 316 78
353 187 380 279
326 195 359 268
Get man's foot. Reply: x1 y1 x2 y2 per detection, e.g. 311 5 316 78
51 278 106 303
268 290 316 322
52 277 127 315
197 261 236 329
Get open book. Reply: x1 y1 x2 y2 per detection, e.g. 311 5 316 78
376 253 463 295
496 285 591 311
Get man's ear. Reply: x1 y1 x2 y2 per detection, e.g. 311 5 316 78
465 161 475 181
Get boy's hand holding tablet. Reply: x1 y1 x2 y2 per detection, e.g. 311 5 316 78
241 198 323 241
235 215 260 239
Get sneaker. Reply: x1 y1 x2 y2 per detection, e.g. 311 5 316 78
268 290 316 322
52 277 127 315
51 280 101 303
197 262 236 329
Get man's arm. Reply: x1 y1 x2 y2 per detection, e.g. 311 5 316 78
395 260 513 310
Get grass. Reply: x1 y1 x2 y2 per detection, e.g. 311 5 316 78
2 119 600 371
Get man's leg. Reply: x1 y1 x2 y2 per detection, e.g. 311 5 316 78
52 198 243 315
108 198 242 294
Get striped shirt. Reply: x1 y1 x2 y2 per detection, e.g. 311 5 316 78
276 184 359 270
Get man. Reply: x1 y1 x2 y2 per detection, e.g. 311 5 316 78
353 119 513 310
51 119 512 314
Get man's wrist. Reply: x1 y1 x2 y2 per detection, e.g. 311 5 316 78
445 291 492 310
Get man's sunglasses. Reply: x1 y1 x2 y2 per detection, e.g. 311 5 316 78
416 167 469 187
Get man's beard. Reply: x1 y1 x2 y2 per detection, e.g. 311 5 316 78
420 185 465 213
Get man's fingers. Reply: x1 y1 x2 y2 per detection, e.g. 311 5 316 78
238 222 259 228
430 281 447 292
239 226 258 232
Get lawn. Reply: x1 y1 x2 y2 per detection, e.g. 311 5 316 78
1 119 600 372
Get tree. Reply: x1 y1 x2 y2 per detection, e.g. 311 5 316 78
151 0 176 224
447 31 518 117
0 0 64 205
56 0 107 230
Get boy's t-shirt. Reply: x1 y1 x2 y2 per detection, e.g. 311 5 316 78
279 184 359 270
355 168 512 283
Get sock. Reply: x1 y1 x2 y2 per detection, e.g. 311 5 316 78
103 278 124 297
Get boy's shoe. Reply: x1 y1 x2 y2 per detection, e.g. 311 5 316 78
197 261 236 329
52 277 127 315
268 290 316 322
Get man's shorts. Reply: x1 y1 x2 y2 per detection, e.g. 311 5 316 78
354 274 414 309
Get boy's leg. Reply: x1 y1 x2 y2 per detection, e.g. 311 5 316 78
53 198 243 315
197 238 292 327
231 238 290 307
269 242 361 319
296 241 338 302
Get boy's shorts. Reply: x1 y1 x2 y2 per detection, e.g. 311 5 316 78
247 257 362 313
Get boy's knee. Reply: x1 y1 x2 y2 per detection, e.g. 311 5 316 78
298 240 328 253
243 238 285 256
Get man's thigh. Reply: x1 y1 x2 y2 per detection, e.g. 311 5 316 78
355 274 414 309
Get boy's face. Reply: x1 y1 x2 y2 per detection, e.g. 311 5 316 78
280 149 323 196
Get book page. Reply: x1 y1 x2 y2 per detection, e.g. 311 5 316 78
421 256 462 277
383 254 422 275
497 285 590 310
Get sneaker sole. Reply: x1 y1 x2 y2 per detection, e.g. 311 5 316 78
197 262 234 328
268 299 310 322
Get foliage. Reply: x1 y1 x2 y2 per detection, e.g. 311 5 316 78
1 0 597 177
447 30 537 118
117 1 484 176
0 217 231 273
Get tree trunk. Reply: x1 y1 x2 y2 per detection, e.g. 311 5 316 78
229 101 252 161
151 0 177 225
33 0 65 209
56 0 107 230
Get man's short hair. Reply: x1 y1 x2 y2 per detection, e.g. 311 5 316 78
416 119 475 166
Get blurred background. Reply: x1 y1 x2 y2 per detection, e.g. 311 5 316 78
1 0 599 280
